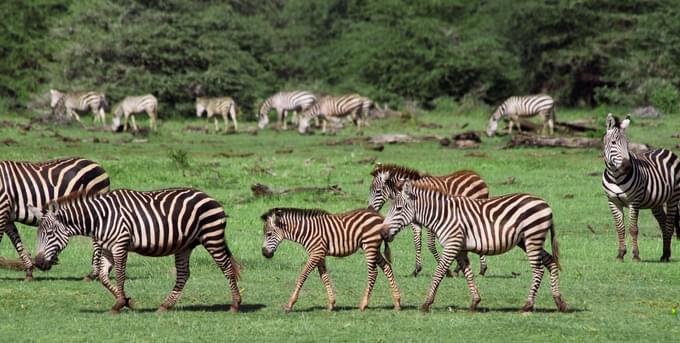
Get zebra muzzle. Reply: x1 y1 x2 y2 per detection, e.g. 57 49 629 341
262 247 274 259
34 252 56 271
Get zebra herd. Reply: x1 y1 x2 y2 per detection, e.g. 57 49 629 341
1 111 677 314
49 89 374 134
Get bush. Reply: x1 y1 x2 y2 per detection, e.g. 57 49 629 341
648 81 680 115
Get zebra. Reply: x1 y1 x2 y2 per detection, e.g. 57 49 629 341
0 158 110 281
50 89 108 125
486 94 556 136
368 164 490 277
383 180 568 313
111 94 158 132
258 91 318 130
195 97 238 133
261 207 400 312
298 94 366 134
602 113 680 262
28 188 241 314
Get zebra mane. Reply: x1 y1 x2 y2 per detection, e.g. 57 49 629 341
51 188 100 209
371 164 426 180
261 208 330 220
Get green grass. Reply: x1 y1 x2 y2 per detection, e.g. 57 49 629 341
1 108 679 342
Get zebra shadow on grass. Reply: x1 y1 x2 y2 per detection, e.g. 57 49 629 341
78 303 266 314
293 304 418 313
440 305 587 314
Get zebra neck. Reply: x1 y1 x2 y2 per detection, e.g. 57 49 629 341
413 191 451 231
57 203 98 237
604 159 636 182
283 220 312 245
260 99 272 116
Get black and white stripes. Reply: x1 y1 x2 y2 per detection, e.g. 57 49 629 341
0 158 109 280
29 188 241 313
486 94 555 136
50 90 108 124
258 91 318 130
298 94 367 134
195 96 239 132
602 113 680 262
112 94 158 132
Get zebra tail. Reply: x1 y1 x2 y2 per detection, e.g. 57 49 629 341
550 223 562 271
675 212 679 238
383 240 392 264
0 257 25 271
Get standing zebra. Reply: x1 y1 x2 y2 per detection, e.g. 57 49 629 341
112 94 158 132
50 89 108 125
258 91 318 130
261 208 400 312
0 158 110 280
368 164 490 277
28 188 241 313
602 113 680 262
486 94 556 136
298 94 366 134
384 180 568 313
196 96 238 133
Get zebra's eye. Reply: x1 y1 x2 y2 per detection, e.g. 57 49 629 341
396 206 403 211
266 232 273 237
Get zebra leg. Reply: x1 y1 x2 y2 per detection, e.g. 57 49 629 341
316 259 336 310
204 244 241 312
661 200 678 261
213 117 219 133
291 111 299 125
130 115 138 132
68 109 81 123
97 251 119 305
159 248 193 312
522 240 545 312
421 236 462 312
84 241 103 281
277 109 285 130
230 108 238 132
6 223 34 281
628 206 641 262
359 247 379 311
540 249 568 312
426 228 456 278
99 107 106 125
608 200 627 261
411 224 423 277
456 253 481 311
286 251 323 312
376 253 401 310
123 113 130 131
150 109 158 131
478 255 488 276
111 247 133 314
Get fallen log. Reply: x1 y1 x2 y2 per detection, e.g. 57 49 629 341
251 183 344 197
504 134 650 152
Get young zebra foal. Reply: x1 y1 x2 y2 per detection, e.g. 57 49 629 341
261 208 400 312
384 181 567 313
368 164 490 277
28 188 241 314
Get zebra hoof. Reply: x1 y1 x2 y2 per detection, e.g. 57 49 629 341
282 305 293 313
110 308 121 315
479 266 488 277
660 256 670 263
521 302 534 313
420 304 431 313
554 296 569 313
230 304 240 313
83 274 97 282
328 302 336 311
124 297 135 309
469 298 481 312
157 305 171 313
632 256 641 262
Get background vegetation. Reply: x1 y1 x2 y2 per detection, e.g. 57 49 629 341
2 0 680 115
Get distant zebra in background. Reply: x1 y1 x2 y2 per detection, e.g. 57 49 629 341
196 97 238 133
50 90 108 125
261 208 400 312
0 158 110 280
368 164 490 277
384 180 568 313
258 91 318 130
298 94 366 134
29 188 241 314
486 94 555 136
602 113 680 262
112 94 158 132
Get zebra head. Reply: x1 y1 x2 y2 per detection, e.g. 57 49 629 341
368 169 392 211
383 180 417 241
258 104 270 129
298 113 311 134
603 113 632 173
27 205 69 271
486 107 502 136
111 105 123 132
195 98 207 118
49 89 64 108
261 210 285 258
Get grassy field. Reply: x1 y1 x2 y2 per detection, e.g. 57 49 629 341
1 107 679 342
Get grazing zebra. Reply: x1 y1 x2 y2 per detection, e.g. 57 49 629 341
28 188 241 314
486 94 556 136
112 94 158 132
258 91 318 130
384 180 568 313
368 164 490 277
298 94 366 134
261 208 400 312
0 158 110 280
602 113 680 262
50 89 108 125
195 97 238 133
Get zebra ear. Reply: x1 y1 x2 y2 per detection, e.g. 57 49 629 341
620 114 631 130
402 180 415 198
27 205 46 222
605 113 616 130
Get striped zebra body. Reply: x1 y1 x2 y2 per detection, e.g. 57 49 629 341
50 90 108 125
29 188 241 313
384 181 567 313
602 114 680 262
261 208 400 312
196 97 238 132
298 94 366 134
0 158 110 280
112 94 158 132
368 164 490 277
486 94 555 136
258 91 318 130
